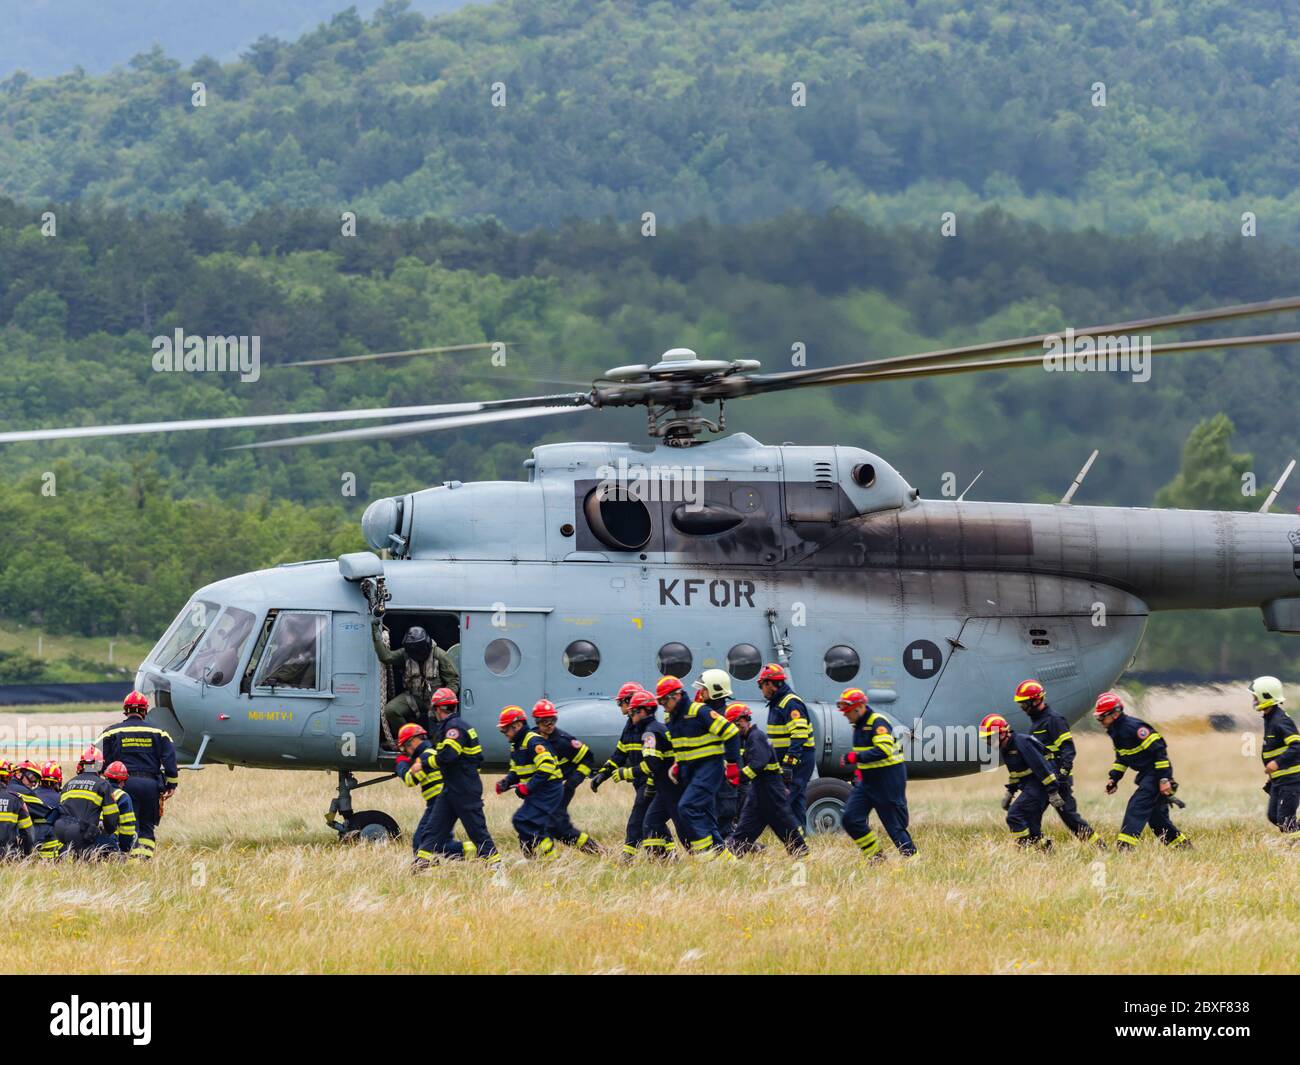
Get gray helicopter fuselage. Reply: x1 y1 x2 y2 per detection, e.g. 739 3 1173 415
134 433 1300 780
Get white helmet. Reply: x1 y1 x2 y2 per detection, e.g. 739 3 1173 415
697 668 733 700
1249 676 1285 711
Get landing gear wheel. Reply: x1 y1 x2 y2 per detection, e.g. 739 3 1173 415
341 810 400 843
805 778 853 835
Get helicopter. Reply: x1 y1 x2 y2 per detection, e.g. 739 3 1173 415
6 296 1300 841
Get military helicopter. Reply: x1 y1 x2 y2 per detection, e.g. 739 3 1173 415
6 297 1300 840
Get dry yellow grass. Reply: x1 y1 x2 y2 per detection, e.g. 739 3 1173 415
9 729 1299 974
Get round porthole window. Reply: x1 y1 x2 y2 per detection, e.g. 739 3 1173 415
727 643 762 681
564 640 601 677
824 644 860 683
484 638 521 677
657 642 693 678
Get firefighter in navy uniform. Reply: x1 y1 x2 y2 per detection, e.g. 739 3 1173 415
99 761 138 856
838 689 917 859
54 746 120 859
1015 679 1102 846
980 712 1064 849
35 763 63 858
11 761 57 859
1248 676 1300 834
495 706 564 859
1094 692 1190 850
98 690 178 860
724 705 808 857
396 722 465 871
532 699 601 853
639 685 685 859
428 687 501 866
664 669 741 860
759 664 815 831
590 682 654 860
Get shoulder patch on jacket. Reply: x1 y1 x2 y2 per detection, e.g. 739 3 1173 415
1136 726 1150 739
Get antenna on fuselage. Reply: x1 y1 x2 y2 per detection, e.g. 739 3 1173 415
1060 449 1099 505
957 470 983 501
1260 459 1297 513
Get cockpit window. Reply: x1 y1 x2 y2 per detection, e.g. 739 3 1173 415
253 611 327 691
152 600 219 673
184 607 257 686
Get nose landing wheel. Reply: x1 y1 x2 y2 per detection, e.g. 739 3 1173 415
327 770 401 842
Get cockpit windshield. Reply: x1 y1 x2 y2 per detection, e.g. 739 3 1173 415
150 599 219 673
184 606 257 686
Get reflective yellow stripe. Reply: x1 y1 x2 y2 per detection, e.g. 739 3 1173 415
0 812 16 824
1271 764 1300 779
62 789 103 805
1116 731 1162 757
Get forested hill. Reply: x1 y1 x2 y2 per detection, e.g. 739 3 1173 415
1 0 1298 234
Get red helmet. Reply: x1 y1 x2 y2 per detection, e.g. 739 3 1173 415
103 761 129 784
15 760 41 782
532 699 558 720
628 690 658 713
723 703 752 723
498 706 527 730
1093 692 1124 719
77 746 104 773
123 690 150 715
758 664 787 684
979 713 1010 738
429 687 458 708
0 760 12 781
616 682 644 703
836 688 868 713
41 762 62 788
1013 679 1046 704
395 723 427 747
655 675 685 700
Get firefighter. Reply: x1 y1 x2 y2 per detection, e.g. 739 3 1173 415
10 761 57 859
1250 676 1300 834
532 699 600 854
97 690 178 860
428 687 501 866
371 614 459 742
979 712 1064 850
640 683 685 859
724 705 808 857
495 706 564 859
36 763 63 857
53 746 119 859
0 775 33 860
663 669 741 860
99 762 138 856
758 663 814 831
590 681 654 860
837 689 917 859
396 722 465 871
1014 679 1102 845
1094 692 1190 850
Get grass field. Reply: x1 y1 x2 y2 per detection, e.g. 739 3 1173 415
7 721 1298 975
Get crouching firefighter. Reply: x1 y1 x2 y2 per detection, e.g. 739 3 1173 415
429 687 501 866
0 768 33 860
723 705 808 858
10 761 57 859
533 699 600 854
54 747 119 859
496 706 564 859
99 762 138 857
590 682 655 860
838 689 917 859
1015 679 1102 846
980 713 1063 850
395 722 466 871
97 690 178 860
1094 692 1190 850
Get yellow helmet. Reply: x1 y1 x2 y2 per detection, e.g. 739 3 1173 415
1249 676 1285 711
697 668 732 700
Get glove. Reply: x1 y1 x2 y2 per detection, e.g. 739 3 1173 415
517 782 531 798
840 751 857 769
669 763 680 784
494 779 509 795
590 769 609 793
781 768 794 786
1001 789 1014 811
725 763 740 787
1048 791 1066 811
395 755 411 777
1105 779 1118 795
372 603 385 617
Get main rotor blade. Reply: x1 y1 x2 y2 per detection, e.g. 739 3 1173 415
280 342 512 368
0 393 589 445
230 405 586 449
785 331 1300 388
755 295 1300 391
